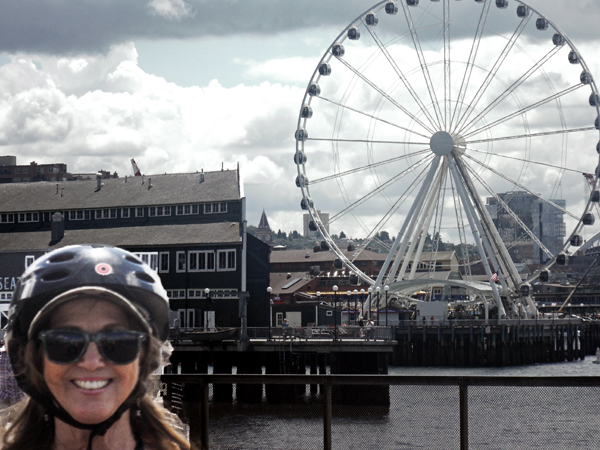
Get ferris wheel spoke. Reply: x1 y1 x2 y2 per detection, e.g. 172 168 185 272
319 96 431 139
461 160 555 260
309 137 429 146
310 149 430 185
463 83 584 140
361 19 440 130
400 1 443 129
466 126 596 144
442 0 451 130
460 46 566 136
328 154 434 224
334 56 436 134
454 13 531 133
451 0 492 129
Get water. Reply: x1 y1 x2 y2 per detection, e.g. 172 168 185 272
205 360 600 450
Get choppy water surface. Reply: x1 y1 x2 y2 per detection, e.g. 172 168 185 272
207 360 600 450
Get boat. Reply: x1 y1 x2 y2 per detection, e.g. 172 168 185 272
594 348 600 364
186 328 237 342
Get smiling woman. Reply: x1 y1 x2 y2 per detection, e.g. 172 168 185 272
1 245 194 450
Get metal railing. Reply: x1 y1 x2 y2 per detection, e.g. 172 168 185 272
160 374 600 450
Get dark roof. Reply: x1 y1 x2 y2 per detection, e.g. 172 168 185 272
0 170 240 213
0 222 241 251
269 271 313 294
270 248 387 264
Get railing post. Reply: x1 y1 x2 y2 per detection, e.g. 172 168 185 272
200 382 209 450
460 382 468 450
323 383 332 450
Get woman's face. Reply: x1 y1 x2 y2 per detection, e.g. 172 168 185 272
42 298 140 425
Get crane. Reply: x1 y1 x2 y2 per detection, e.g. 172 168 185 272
131 159 141 177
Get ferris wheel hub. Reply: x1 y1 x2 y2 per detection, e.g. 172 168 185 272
430 131 454 156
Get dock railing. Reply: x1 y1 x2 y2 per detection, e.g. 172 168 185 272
160 374 600 450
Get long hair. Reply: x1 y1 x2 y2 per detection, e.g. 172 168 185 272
1 319 193 450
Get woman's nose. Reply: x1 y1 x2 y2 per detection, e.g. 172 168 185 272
77 342 106 369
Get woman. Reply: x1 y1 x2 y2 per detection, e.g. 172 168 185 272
2 245 193 450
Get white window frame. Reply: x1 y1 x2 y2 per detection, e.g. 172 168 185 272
176 204 200 216
0 214 14 223
122 208 130 219
148 206 171 217
204 203 227 214
188 251 215 272
0 293 12 301
176 251 186 273
133 252 158 271
95 209 118 220
167 289 186 299
276 313 283 326
18 212 39 223
135 207 145 217
217 249 236 272
25 255 36 269
159 252 169 273
69 210 91 221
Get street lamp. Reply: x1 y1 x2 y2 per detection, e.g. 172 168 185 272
267 286 272 341
204 288 211 330
346 291 351 326
360 289 365 324
375 286 381 326
333 285 339 341
367 287 373 320
353 289 358 325
384 285 390 327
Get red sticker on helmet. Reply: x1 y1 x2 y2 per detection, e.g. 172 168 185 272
95 263 113 276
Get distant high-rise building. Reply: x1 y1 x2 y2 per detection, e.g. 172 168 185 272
0 156 70 183
486 191 565 264
303 211 329 238
255 210 274 244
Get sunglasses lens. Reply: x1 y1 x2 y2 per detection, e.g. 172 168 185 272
98 331 143 365
43 331 87 364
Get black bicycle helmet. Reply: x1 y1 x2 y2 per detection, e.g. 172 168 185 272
5 244 170 449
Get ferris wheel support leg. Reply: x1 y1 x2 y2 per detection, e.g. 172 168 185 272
373 156 441 289
447 158 507 318
398 166 445 281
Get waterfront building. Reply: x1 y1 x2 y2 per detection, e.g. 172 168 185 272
0 168 271 329
0 156 70 183
486 191 566 264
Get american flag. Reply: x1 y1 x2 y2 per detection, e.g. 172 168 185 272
490 272 499 283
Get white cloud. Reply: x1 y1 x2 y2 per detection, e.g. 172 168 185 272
146 0 195 21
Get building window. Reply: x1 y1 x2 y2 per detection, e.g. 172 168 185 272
276 313 283 326
18 212 39 223
48 167 59 173
0 214 14 223
176 204 200 215
176 251 186 273
122 208 130 219
188 251 215 272
133 252 158 271
148 206 171 217
15 168 20 174
25 255 36 269
135 207 144 217
22 177 30 182
95 209 118 219
217 250 236 271
22 168 28 174
37 167 43 173
69 210 91 221
189 288 238 299
204 203 227 214
167 289 186 299
159 252 169 273
13 177 20 182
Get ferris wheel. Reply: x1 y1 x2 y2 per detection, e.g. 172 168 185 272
294 0 600 318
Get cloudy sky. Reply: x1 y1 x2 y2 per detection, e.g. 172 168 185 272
0 0 599 241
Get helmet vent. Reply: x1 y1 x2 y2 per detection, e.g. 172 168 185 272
136 271 155 283
48 252 76 263
41 269 70 282
125 255 143 265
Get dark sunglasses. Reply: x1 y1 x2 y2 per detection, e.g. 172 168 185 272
39 329 147 365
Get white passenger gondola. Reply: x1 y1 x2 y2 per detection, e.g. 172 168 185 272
516 5 528 18
570 235 583 246
535 18 548 30
318 62 331 76
307 83 320 96
294 151 307 165
496 0 508 9
348 26 361 40
301 105 313 118
295 128 308 142
583 213 595 226
332 44 345 58
568 50 580 64
366 12 378 26
385 1 398 14
552 33 565 46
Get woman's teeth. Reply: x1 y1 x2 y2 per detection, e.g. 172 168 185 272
74 380 109 390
